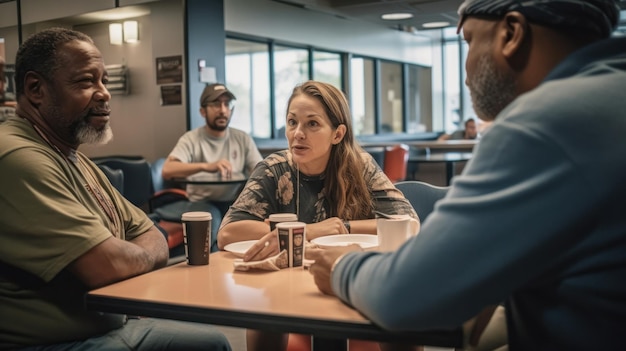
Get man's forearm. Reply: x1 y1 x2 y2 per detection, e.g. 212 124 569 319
128 226 170 269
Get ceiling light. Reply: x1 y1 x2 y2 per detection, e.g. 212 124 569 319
422 21 451 29
381 13 414 21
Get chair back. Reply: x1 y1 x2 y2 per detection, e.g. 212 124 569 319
93 157 152 209
383 144 409 183
97 164 124 195
394 180 449 222
150 157 183 193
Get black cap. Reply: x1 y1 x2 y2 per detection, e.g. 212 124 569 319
457 0 620 38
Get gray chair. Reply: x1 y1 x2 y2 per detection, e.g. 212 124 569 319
92 156 152 210
394 180 449 222
97 164 124 195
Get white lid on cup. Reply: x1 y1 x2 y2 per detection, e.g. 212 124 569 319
269 213 298 222
275 221 306 229
181 211 212 221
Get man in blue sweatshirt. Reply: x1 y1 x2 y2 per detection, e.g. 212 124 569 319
308 1 626 350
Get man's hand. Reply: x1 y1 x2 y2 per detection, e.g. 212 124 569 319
306 244 362 296
210 159 233 178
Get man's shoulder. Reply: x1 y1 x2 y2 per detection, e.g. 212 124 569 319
174 127 205 144
227 127 250 136
0 119 45 155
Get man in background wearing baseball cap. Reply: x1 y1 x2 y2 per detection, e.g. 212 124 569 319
161 83 262 252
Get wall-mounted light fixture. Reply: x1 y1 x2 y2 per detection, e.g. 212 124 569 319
109 20 139 45
123 21 139 43
109 23 123 45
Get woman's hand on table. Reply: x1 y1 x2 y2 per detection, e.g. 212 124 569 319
243 231 279 262
242 217 351 262
306 217 349 240
306 244 362 296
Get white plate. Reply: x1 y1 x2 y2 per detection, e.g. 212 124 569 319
311 234 378 249
224 240 258 257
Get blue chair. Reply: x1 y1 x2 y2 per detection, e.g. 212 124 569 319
394 180 449 222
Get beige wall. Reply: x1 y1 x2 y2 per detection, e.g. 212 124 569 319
0 0 187 163
79 0 187 162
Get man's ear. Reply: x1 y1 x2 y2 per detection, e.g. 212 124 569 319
199 107 207 118
23 71 45 105
500 11 529 60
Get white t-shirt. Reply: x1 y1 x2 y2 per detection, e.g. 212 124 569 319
168 126 262 202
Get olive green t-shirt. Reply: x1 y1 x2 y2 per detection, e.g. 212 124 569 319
0 118 154 348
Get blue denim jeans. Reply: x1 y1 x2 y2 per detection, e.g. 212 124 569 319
19 318 231 351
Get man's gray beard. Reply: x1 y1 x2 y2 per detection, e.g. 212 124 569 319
77 122 113 145
469 55 517 121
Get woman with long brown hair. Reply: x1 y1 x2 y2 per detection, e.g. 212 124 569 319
218 80 416 251
218 80 418 351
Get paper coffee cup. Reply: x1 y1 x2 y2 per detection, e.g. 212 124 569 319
181 211 212 265
276 221 306 267
376 215 418 252
269 213 298 231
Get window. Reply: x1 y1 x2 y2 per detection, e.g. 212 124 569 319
313 50 341 88
443 39 461 134
273 45 309 138
225 39 270 138
226 35 439 140
439 27 475 134
379 61 403 133
407 64 431 133
350 57 375 136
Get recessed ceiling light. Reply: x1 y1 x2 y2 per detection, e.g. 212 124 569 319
422 21 451 29
381 13 414 21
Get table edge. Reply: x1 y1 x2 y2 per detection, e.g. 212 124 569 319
85 294 462 347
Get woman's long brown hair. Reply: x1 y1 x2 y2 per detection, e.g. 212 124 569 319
288 81 374 220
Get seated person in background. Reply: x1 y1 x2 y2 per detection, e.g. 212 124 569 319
161 83 263 251
438 117 478 140
218 80 419 351
0 28 230 350
0 55 17 123
307 1 626 350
